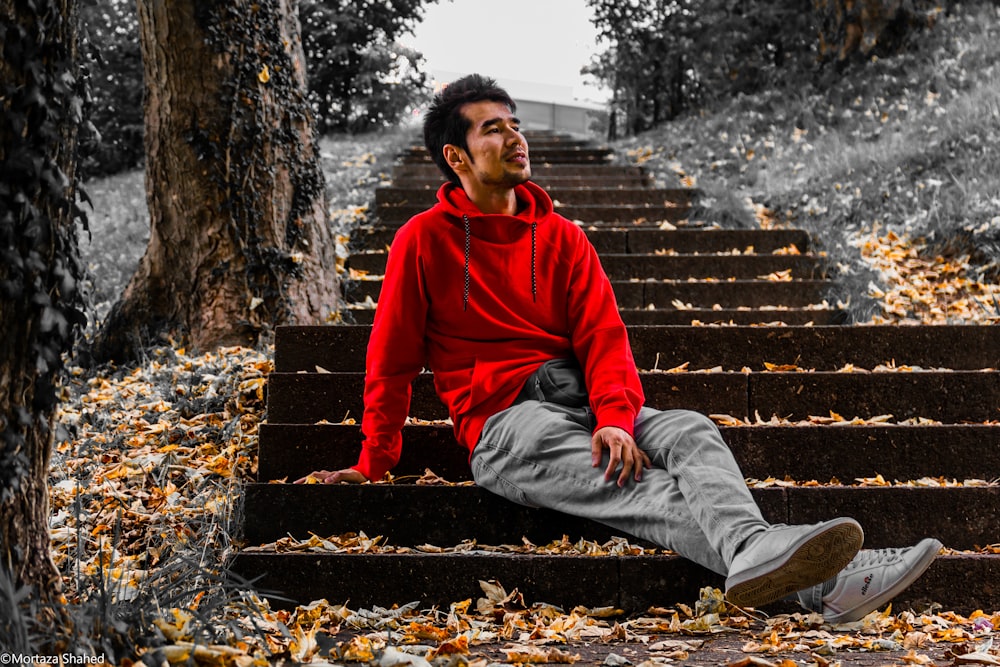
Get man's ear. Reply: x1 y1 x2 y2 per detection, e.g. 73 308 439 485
443 144 468 174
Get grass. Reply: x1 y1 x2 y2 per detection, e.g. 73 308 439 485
616 3 1000 321
79 126 415 331
77 169 147 323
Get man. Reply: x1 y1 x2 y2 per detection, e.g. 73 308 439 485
299 74 940 622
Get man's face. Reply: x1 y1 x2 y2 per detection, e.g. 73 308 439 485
454 100 531 188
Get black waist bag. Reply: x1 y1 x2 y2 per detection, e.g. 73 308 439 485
517 357 589 408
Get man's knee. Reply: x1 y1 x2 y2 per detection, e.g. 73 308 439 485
637 408 720 443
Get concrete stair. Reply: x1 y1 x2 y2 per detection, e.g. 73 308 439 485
233 132 1000 614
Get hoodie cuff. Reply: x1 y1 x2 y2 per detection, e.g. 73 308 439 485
594 406 638 437
353 446 396 482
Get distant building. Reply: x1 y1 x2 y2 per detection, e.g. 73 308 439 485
429 70 606 137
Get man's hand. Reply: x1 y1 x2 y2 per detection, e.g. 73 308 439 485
294 468 368 484
591 426 651 487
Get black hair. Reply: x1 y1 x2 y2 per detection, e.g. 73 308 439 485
423 74 517 185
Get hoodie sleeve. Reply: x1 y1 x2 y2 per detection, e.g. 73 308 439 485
565 228 644 435
354 221 428 481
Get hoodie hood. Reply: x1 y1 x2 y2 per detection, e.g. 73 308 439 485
436 180 553 226
432 181 554 310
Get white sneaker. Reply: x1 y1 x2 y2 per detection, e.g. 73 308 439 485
725 518 864 609
822 537 943 624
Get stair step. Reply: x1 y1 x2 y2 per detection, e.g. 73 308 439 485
591 228 812 253
240 484 999 551
231 550 998 614
256 423 1000 483
399 147 613 164
265 370 999 424
266 372 742 423
237 131 1000 617
376 203 691 224
273 325 999 373
343 278 833 309
339 307 846 326
375 187 694 207
402 137 597 152
346 252 824 281
393 163 648 180
348 227 813 255
619 308 846 326
392 175 656 188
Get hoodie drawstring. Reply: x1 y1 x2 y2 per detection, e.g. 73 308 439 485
531 222 537 302
463 214 471 311
461 214 537 310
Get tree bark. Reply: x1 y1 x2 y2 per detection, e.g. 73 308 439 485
93 0 340 362
0 0 83 606
815 0 939 61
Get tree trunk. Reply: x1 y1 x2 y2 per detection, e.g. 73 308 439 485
93 0 340 362
0 0 84 607
815 0 939 61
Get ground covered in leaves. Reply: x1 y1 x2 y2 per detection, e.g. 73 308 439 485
57 172 1000 664
50 5 1000 664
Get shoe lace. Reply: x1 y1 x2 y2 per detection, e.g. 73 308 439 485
844 547 904 570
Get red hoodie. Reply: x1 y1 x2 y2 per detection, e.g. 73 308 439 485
354 180 645 481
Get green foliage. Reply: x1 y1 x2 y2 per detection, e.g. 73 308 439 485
585 0 815 137
1 1 88 491
76 170 147 322
619 2 1000 321
78 0 144 178
815 0 948 62
0 564 32 651
299 0 434 134
73 0 433 178
585 0 943 137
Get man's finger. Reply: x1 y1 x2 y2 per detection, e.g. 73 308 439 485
590 433 604 467
640 449 652 469
617 443 641 486
603 441 622 481
294 470 327 484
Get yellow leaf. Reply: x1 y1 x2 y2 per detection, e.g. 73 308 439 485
764 362 801 372
901 649 936 665
709 414 747 427
503 646 580 664
258 65 270 83
426 634 469 660
339 635 376 662
405 622 450 642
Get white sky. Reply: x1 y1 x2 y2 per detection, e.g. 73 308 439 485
400 0 609 104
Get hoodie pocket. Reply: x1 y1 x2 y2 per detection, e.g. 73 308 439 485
534 357 589 408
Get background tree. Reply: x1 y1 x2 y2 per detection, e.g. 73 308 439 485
76 0 434 177
1 0 87 612
585 0 939 136
814 0 947 62
91 0 341 362
584 1 703 137
299 0 435 134
78 0 144 178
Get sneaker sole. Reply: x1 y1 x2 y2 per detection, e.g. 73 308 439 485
725 518 864 609
824 537 944 624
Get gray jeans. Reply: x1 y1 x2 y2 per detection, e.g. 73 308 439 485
472 399 768 575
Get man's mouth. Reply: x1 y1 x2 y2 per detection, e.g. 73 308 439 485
508 150 529 165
